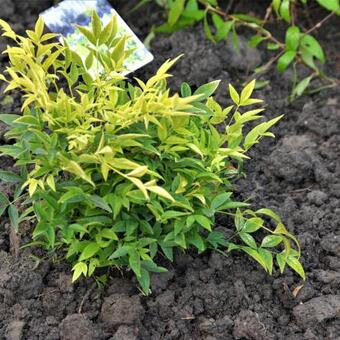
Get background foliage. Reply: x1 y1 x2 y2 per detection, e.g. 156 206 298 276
139 0 340 99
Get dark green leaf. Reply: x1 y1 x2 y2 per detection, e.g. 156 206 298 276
207 231 227 248
137 268 150 294
110 245 129 259
129 249 141 277
211 192 232 210
0 114 20 126
8 204 19 230
181 82 192 97
88 195 112 213
142 260 167 273
0 170 22 183
0 191 10 216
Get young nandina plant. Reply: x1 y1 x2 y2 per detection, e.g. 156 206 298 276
0 13 304 294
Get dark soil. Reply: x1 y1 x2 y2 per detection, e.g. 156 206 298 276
0 1 340 339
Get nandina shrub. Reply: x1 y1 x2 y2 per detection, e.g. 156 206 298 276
0 13 304 294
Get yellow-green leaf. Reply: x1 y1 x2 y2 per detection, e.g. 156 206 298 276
228 84 240 105
240 79 256 104
46 174 56 191
147 186 174 202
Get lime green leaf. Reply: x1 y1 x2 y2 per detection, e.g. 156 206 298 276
292 75 313 98
147 186 174 202
168 0 185 26
228 84 240 105
79 243 100 261
248 35 266 48
162 210 188 220
35 16 44 39
203 11 215 43
285 26 300 51
242 217 263 233
256 208 282 223
242 246 267 269
72 262 87 281
277 50 296 72
300 35 325 64
267 42 280 50
91 10 102 37
240 79 256 104
194 214 212 231
287 255 305 280
15 115 40 127
315 0 339 11
194 80 220 100
76 25 96 45
261 235 283 247
212 14 233 42
239 232 257 248
280 0 291 22
258 248 273 274
46 174 55 191
276 252 286 273
272 0 281 14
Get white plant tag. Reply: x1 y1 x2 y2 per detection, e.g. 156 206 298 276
41 0 154 75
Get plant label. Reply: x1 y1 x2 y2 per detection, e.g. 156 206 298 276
41 0 154 75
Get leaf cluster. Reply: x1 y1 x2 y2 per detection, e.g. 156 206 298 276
141 0 340 99
0 13 304 294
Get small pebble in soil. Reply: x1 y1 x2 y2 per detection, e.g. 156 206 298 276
233 310 274 340
307 190 328 206
320 234 340 256
292 295 340 329
5 320 25 340
111 325 139 340
59 314 100 340
100 294 144 327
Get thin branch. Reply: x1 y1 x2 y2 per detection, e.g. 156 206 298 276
304 10 336 35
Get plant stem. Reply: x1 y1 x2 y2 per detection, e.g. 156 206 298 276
304 10 336 35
